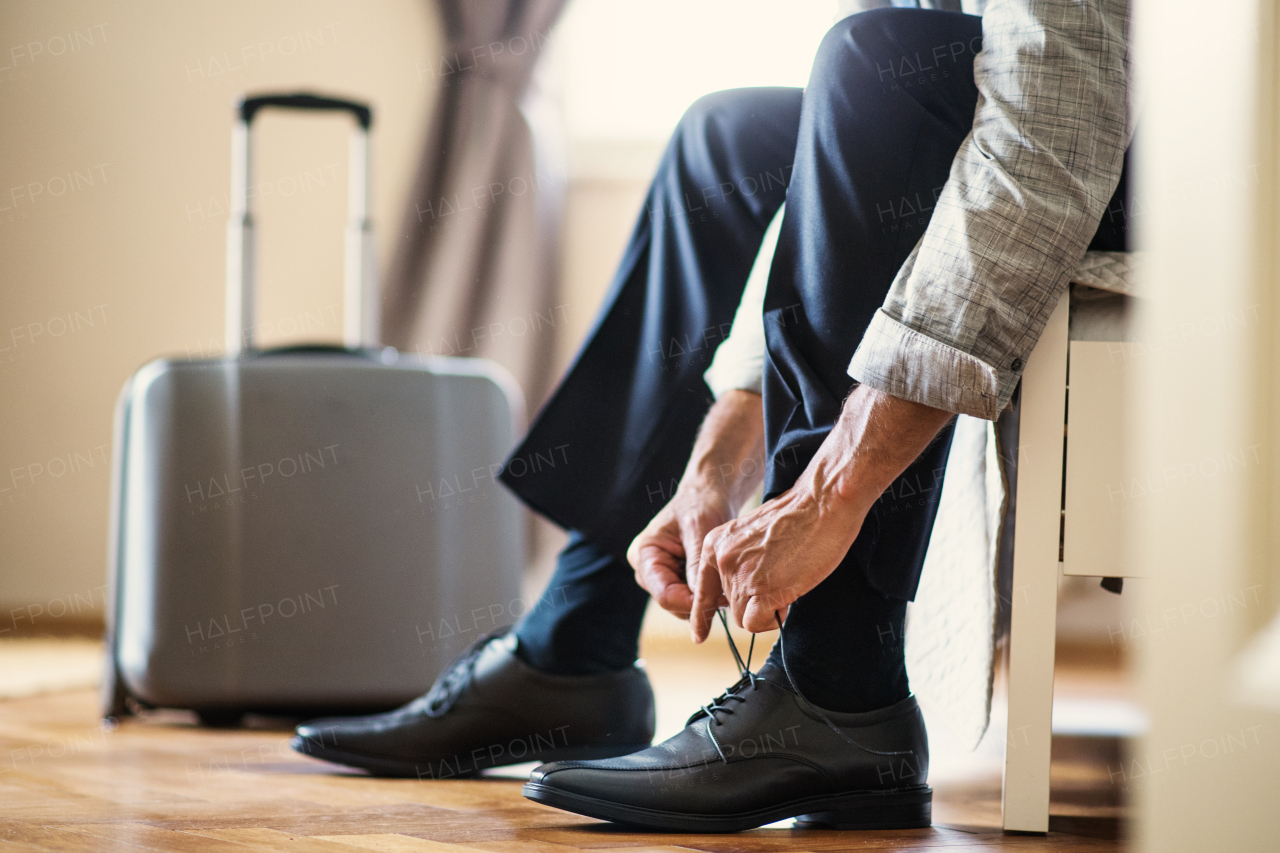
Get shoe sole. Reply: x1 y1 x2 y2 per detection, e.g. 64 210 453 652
521 781 931 833
290 736 653 779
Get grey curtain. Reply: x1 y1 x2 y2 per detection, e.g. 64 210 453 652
384 0 569 411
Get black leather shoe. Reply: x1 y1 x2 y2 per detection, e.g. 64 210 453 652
291 630 655 778
522 660 930 832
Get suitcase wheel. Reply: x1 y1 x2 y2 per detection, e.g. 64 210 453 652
196 709 245 728
100 651 132 721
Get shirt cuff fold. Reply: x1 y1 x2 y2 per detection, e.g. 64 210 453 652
848 310 1012 420
704 362 764 398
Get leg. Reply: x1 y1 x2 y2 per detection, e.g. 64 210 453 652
1001 269 1068 833
762 8 983 711
772 21 1132 713
293 90 805 775
526 8 1137 831
514 533 650 674
525 9 984 832
510 88 804 674
501 87 803 559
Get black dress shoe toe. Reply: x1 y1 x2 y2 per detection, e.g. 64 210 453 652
522 660 930 832
291 630 655 778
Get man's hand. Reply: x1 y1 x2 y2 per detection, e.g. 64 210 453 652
691 385 954 640
692 477 865 641
628 390 766 622
628 480 734 620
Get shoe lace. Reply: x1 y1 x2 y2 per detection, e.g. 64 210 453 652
691 609 765 729
420 627 510 718
698 609 914 762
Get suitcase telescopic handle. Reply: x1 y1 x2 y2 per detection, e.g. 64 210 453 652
226 91 377 356
239 93 372 128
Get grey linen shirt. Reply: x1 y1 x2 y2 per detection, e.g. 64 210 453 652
707 0 1133 421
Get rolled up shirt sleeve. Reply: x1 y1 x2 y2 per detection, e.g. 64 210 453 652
848 0 1132 420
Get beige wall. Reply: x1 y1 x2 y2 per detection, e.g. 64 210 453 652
0 1 440 627
553 177 648 377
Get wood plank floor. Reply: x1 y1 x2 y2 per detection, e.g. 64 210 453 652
0 636 1129 852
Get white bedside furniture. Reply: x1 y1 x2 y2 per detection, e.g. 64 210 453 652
1001 292 1144 832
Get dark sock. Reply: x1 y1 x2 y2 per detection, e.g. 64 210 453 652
513 532 650 675
765 559 909 713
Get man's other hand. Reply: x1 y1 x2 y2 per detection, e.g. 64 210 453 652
627 390 766 624
628 481 734 620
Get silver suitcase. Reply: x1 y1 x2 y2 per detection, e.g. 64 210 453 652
103 93 525 724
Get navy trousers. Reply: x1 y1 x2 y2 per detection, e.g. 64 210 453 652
507 9 1127 711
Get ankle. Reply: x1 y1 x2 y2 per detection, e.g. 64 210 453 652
765 648 908 714
511 632 638 676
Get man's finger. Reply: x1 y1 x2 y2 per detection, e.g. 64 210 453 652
627 509 682 572
656 583 693 620
626 522 657 572
682 518 717 611
680 523 704 585
690 542 724 643
634 544 688 604
742 594 788 634
728 586 749 632
642 572 693 620
723 555 756 632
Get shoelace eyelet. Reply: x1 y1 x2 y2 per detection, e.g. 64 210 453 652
421 628 510 718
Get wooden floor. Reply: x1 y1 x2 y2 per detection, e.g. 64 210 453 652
0 636 1129 852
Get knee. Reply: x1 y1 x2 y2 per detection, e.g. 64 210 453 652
670 87 799 180
809 9 981 93
674 89 755 149
810 10 901 92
